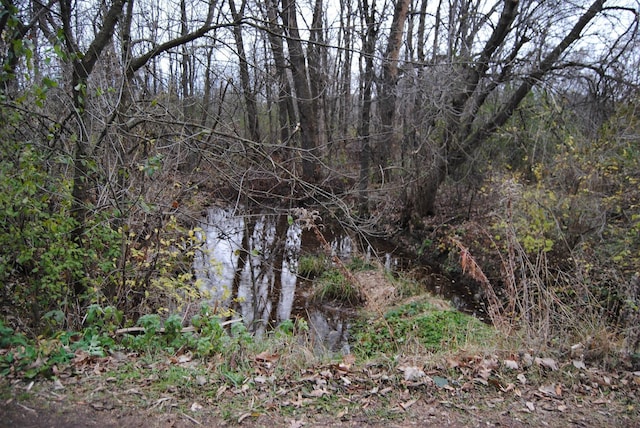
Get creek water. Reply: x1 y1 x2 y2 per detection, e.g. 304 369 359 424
194 206 483 352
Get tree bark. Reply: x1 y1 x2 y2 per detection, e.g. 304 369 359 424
264 0 296 146
229 0 261 143
307 0 327 159
280 0 319 182
376 0 410 180
357 0 378 211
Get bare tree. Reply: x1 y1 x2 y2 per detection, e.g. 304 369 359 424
375 0 411 180
307 0 328 159
357 0 379 210
401 0 637 217
280 0 320 182
263 0 296 146
229 0 261 143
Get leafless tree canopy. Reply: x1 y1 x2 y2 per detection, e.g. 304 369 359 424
2 0 638 230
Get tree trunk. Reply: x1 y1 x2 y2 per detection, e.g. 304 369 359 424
338 0 353 139
375 0 410 181
357 0 377 211
410 0 608 217
280 0 319 182
229 0 261 144
264 0 296 146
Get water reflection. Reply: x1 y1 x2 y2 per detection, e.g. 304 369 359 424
307 307 351 354
278 220 302 322
194 206 485 349
194 207 243 305
194 207 304 336
237 214 277 335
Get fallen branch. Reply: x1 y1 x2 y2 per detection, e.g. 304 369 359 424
114 318 242 335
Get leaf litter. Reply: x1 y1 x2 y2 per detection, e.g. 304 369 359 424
2 329 640 427
6 345 640 427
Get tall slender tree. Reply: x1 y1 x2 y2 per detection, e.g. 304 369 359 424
281 0 320 182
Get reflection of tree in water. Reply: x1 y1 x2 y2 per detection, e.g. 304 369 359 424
307 308 350 354
195 207 303 335
238 214 277 336
195 207 482 352
194 208 244 305
279 220 302 323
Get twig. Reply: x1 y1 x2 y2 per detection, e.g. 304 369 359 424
180 411 202 425
149 396 173 410
17 403 37 414
450 236 508 331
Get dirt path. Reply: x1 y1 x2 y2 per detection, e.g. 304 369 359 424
3 361 638 428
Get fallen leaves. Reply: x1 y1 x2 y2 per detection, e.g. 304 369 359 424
398 398 418 410
6 344 638 428
255 351 279 364
572 360 587 370
503 359 519 370
400 366 426 382
535 357 559 371
287 419 305 428
517 373 527 385
538 383 563 398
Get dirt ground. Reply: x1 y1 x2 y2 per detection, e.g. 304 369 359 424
2 361 638 428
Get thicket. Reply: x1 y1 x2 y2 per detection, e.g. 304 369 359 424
437 95 640 365
0 103 205 336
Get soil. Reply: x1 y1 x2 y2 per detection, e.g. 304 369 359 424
0 372 640 428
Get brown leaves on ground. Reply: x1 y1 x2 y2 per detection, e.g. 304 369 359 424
2 347 639 428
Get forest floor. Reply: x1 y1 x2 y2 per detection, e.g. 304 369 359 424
2 272 640 427
2 356 639 428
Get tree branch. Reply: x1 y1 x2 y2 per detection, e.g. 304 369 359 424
126 1 225 79
464 0 607 151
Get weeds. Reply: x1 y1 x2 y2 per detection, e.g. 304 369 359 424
298 255 330 278
313 270 363 305
351 298 494 358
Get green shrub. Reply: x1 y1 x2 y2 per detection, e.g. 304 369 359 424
0 111 122 329
0 319 73 378
352 300 493 358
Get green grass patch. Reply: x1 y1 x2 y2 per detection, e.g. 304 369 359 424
347 256 376 271
351 298 495 358
313 270 362 305
298 255 329 278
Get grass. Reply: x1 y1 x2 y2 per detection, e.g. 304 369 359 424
312 269 363 305
2 239 639 428
2 278 638 427
351 296 496 358
298 254 330 278
347 256 376 272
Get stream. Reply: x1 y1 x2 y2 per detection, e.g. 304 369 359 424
194 206 484 352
